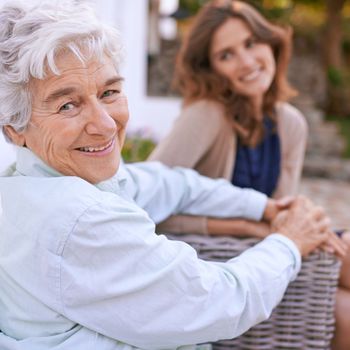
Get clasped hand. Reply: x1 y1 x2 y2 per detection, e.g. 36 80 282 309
265 196 347 257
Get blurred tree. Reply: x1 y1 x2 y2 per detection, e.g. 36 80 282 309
324 0 346 73
179 0 208 16
323 0 349 116
166 0 350 114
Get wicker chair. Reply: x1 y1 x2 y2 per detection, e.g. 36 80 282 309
165 233 341 350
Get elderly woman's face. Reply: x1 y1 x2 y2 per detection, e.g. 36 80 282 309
11 53 129 183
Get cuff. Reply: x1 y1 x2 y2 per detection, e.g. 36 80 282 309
242 189 268 221
266 233 302 281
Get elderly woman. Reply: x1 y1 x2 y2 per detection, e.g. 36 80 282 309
0 1 344 350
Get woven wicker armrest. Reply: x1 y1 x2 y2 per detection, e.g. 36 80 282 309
164 233 341 350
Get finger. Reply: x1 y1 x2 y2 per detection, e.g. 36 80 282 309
291 196 313 214
322 232 348 258
341 231 350 245
320 242 335 254
276 196 295 209
294 195 313 208
330 231 348 247
328 231 348 258
312 230 329 246
315 216 331 233
311 206 327 221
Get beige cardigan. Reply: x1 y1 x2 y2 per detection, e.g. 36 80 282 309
149 99 308 234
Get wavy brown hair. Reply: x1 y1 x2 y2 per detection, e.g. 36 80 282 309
173 0 296 145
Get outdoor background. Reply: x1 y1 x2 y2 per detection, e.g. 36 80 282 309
0 0 349 228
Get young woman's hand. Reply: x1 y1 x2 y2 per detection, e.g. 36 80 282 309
263 196 295 222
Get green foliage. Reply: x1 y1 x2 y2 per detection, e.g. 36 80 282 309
327 66 344 87
291 0 324 6
338 118 350 158
179 0 326 27
179 0 208 16
122 135 157 163
326 115 350 158
343 38 350 54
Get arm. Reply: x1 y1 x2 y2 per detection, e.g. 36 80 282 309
273 103 308 198
206 197 292 238
148 101 227 234
58 195 301 349
124 161 267 224
152 180 288 238
207 218 271 238
156 215 270 238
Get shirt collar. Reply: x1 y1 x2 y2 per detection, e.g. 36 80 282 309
15 146 63 178
6 146 128 192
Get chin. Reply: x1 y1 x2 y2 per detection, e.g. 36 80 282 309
97 164 120 183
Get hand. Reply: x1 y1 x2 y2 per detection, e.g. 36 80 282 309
341 231 350 245
263 196 294 222
319 230 348 258
250 221 271 239
271 196 331 256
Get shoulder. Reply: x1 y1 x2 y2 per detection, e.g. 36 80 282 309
183 99 224 114
0 175 112 233
148 99 230 164
5 174 154 251
276 102 308 139
40 176 104 208
172 99 229 139
179 99 226 126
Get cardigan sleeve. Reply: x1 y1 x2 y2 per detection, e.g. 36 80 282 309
149 100 226 234
273 103 308 198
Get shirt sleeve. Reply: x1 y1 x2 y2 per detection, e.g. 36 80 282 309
58 197 301 349
124 161 267 224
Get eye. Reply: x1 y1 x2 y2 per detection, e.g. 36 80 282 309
219 51 234 61
246 37 258 49
58 101 80 117
101 90 119 98
59 102 75 112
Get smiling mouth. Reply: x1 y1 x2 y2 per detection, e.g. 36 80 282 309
77 139 114 153
240 67 262 82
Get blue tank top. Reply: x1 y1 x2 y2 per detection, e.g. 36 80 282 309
231 117 281 197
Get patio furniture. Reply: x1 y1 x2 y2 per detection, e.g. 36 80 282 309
165 233 341 350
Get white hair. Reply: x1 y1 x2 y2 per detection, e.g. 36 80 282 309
0 0 123 142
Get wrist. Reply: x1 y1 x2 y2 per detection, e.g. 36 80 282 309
263 199 277 222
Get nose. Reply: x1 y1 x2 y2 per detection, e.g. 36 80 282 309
237 49 255 68
85 99 116 136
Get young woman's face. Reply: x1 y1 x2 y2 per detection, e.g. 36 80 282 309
210 17 276 102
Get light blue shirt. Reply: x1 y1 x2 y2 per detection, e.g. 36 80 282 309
0 147 301 350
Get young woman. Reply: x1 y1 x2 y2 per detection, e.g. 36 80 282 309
149 3 350 348
149 0 308 238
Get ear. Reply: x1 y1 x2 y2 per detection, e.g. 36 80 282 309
3 126 26 146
